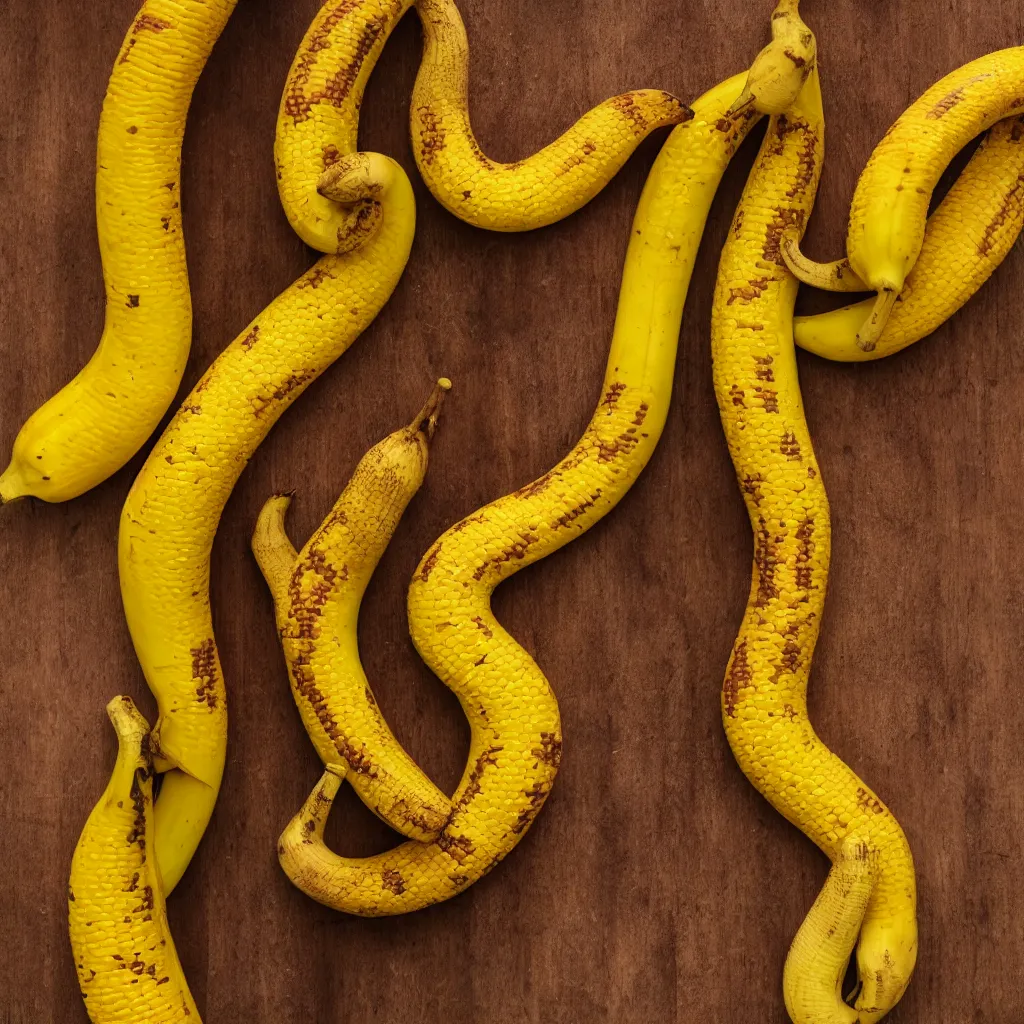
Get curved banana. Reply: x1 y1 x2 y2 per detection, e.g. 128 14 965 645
728 0 815 116
275 0 414 254
0 0 236 505
784 839 875 1023
252 380 453 842
120 153 415 895
409 0 690 230
275 38 814 914
795 114 1024 361
69 697 199 1023
711 58 917 1023
121 0 420 893
785 47 1024 350
275 0 690 248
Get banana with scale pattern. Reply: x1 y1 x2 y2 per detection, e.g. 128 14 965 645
274 11 816 916
785 47 1024 352
711 10 917 1019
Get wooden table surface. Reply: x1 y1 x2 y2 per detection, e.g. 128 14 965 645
2 1 1022 1020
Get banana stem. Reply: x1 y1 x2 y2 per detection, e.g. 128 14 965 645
411 377 453 440
856 288 900 352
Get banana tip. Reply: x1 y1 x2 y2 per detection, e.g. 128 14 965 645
0 466 27 506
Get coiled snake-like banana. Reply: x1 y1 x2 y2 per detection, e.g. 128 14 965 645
711 26 918 1024
120 0 690 900
273 42 816 914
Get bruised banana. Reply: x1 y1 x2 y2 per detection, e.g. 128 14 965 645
409 0 690 230
728 0 815 116
275 0 689 251
795 115 1024 362
276 21 815 915
69 697 198 1023
786 47 1024 350
119 10 417 892
0 0 236 505
252 381 453 843
711 54 917 1024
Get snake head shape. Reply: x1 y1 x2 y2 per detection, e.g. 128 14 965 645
729 0 816 116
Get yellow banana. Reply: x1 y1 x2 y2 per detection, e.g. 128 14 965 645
795 114 1024 361
409 0 690 230
275 0 689 248
69 697 198 1023
252 381 453 842
728 0 815 116
786 47 1024 351
120 154 415 895
784 840 875 1023
0 0 236 505
275 39 814 914
120 0 422 893
711 47 917 1024
275 0 413 254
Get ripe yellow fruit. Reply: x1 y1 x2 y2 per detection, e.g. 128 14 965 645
0 0 236 505
120 153 416 895
728 0 816 116
252 381 454 843
69 697 199 1023
795 115 1024 362
276 67 783 916
275 0 690 249
711 51 917 1024
410 0 690 230
786 47 1024 351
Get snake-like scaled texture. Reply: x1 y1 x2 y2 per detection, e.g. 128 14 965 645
789 48 1024 349
277 71 762 916
69 698 199 1023
276 0 412 253
712 66 917 1023
410 0 690 231
796 114 1024 361
847 48 1024 293
119 163 416 896
0 0 236 505
253 383 453 843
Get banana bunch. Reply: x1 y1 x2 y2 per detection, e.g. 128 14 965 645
2 0 1022 1020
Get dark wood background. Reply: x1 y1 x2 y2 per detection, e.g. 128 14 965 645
3 1 1023 1020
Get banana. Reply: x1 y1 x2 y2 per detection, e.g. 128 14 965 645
783 840 875 1023
409 0 690 230
275 0 413 254
252 381 454 843
711 47 917 1024
69 697 199 1023
728 0 815 116
785 47 1024 351
120 154 415 896
0 0 236 505
275 0 690 248
795 115 1024 362
118 0 426 894
275 27 813 914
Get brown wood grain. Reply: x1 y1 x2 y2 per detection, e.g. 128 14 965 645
2 1 1023 1020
